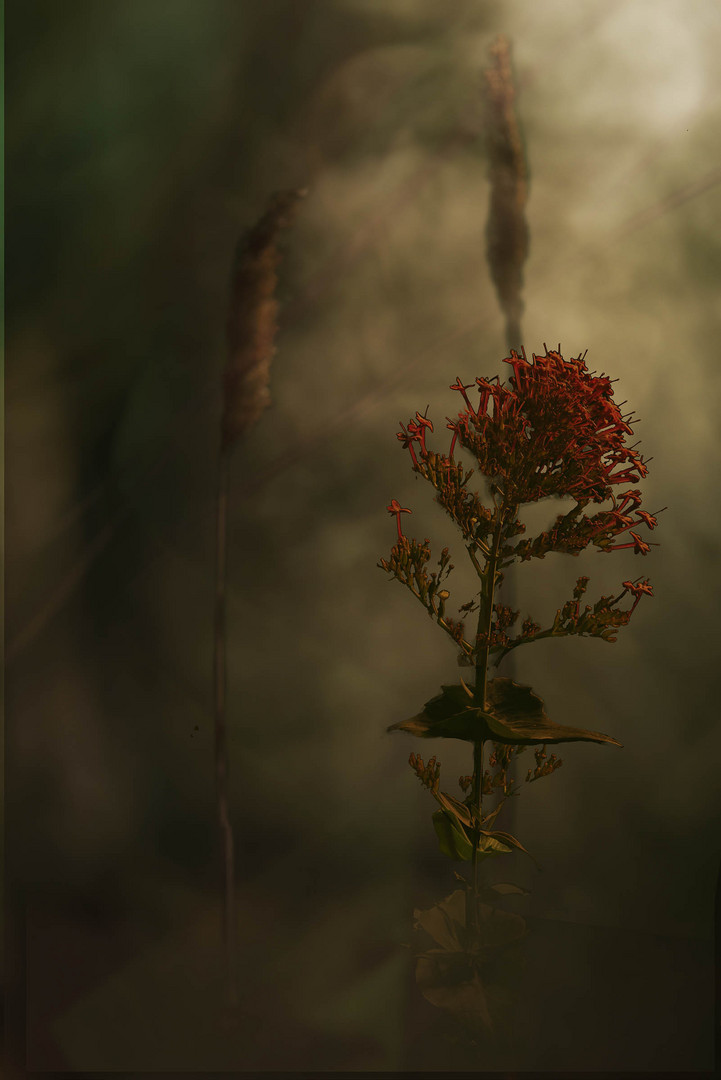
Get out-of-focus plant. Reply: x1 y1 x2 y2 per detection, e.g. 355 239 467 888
483 34 529 352
215 188 305 1007
379 345 665 1037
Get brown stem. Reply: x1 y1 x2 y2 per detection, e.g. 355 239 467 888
214 444 237 1007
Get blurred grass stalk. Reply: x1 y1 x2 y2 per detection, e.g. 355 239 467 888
483 34 529 353
482 34 529 840
215 189 305 1006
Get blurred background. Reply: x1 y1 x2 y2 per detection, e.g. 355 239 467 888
5 0 721 1072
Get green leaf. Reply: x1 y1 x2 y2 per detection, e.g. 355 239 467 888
432 810 474 861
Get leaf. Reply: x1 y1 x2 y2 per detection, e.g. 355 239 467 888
480 801 505 830
479 828 541 870
388 683 483 741
389 706 482 741
388 677 622 748
414 889 467 949
477 833 513 856
438 888 469 927
413 907 460 953
417 895 527 962
481 882 530 898
433 809 514 863
483 678 623 748
458 675 475 699
416 969 494 1032
472 902 527 948
436 789 473 829
433 810 474 862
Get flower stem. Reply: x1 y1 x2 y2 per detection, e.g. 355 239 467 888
468 504 506 934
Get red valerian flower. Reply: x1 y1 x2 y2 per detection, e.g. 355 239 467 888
446 418 462 459
621 578 653 596
615 489 643 514
634 509 663 530
438 345 653 506
413 410 434 451
407 411 434 455
387 499 412 540
449 377 476 414
392 346 665 567
382 348 663 661
396 422 419 468
620 577 654 612
607 530 651 555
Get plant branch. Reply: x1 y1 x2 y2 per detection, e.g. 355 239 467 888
466 543 486 578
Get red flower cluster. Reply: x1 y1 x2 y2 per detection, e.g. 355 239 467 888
390 346 665 563
380 347 664 662
444 345 648 505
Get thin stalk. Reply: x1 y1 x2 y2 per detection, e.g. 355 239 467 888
212 189 304 1013
214 444 237 1007
467 505 506 935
